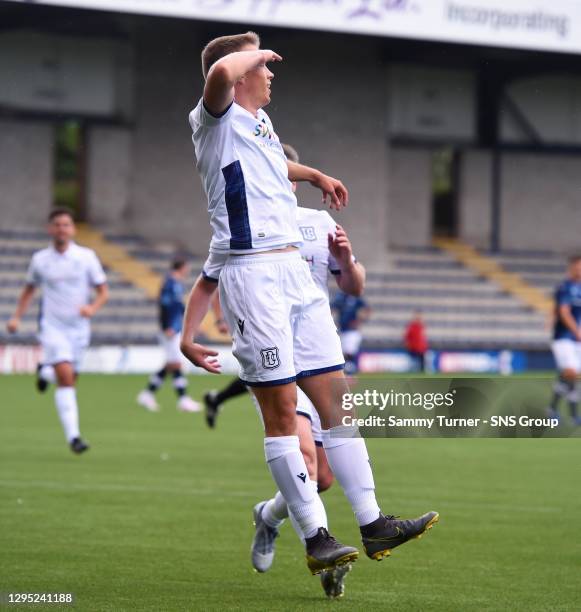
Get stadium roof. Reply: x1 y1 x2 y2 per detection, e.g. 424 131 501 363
4 0 581 55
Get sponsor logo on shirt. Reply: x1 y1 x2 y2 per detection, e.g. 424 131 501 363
254 118 277 140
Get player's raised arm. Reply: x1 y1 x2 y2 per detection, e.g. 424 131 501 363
180 275 221 373
204 49 282 117
328 225 366 297
287 160 348 211
6 284 36 333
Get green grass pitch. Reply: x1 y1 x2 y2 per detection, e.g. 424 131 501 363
1 374 580 611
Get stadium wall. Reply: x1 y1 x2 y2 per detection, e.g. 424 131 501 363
501 152 581 252
121 21 210 251
0 119 52 227
458 150 492 249
1 11 580 260
387 147 432 247
86 126 132 227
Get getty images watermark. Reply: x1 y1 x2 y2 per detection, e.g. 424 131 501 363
329 378 580 438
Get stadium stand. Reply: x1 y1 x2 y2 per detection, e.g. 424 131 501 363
485 249 566 298
435 238 553 315
0 229 551 350
358 246 549 350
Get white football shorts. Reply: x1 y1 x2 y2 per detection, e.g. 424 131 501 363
340 330 363 356
551 338 581 372
218 250 344 385
39 322 90 371
161 332 182 363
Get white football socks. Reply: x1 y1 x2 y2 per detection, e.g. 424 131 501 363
288 480 328 543
262 491 289 528
322 430 381 526
39 364 56 384
264 436 322 539
263 480 328 544
55 386 80 443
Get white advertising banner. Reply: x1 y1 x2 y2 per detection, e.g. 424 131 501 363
0 344 240 375
6 0 581 54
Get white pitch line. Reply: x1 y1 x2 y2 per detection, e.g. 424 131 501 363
0 479 262 498
0 479 562 514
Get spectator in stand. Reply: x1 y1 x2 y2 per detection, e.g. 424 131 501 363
404 311 428 373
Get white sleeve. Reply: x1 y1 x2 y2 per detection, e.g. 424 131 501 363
202 251 228 283
190 98 234 129
25 255 40 286
87 251 107 286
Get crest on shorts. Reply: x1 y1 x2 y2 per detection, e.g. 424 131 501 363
261 347 280 370
300 226 317 241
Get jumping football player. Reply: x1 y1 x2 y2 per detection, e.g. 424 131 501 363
6 208 109 453
201 142 366 596
183 31 438 578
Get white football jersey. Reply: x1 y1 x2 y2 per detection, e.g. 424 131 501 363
189 100 302 255
202 207 354 298
296 207 341 296
26 242 107 329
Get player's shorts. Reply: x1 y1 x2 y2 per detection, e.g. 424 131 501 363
251 385 323 445
160 332 182 363
39 322 90 371
551 338 581 372
219 250 344 386
340 330 363 356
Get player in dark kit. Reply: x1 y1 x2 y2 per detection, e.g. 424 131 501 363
137 259 200 413
331 291 370 374
548 255 581 425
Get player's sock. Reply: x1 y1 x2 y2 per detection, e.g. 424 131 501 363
264 436 322 539
215 377 247 405
322 429 381 527
172 370 187 398
39 364 56 384
567 384 579 419
262 491 289 528
550 375 572 411
55 386 80 443
289 480 328 543
148 367 167 393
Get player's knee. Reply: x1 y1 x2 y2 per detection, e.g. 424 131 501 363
264 407 297 436
259 389 298 436
562 368 578 383
55 363 75 386
317 470 334 493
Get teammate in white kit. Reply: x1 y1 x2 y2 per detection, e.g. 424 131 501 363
7 209 108 453
182 31 438 576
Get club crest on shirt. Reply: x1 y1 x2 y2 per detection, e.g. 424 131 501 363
300 226 317 241
261 347 280 370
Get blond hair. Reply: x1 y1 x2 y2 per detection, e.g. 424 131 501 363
201 31 260 79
